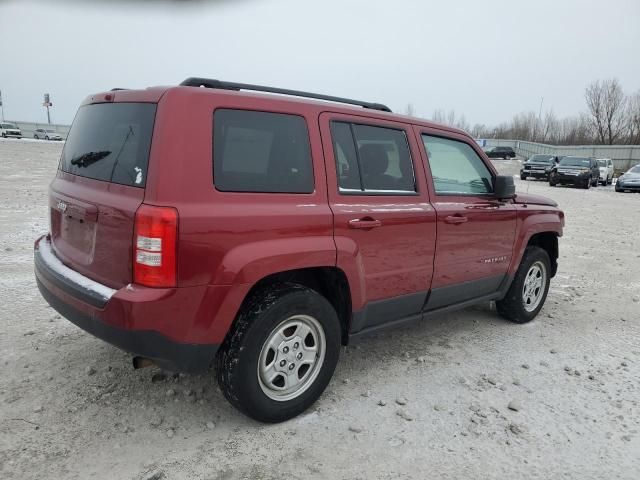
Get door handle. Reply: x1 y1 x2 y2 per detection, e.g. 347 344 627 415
444 215 468 225
348 217 382 229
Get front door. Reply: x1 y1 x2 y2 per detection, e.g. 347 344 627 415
319 113 436 333
416 128 517 310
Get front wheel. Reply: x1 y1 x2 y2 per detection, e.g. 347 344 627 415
520 174 526 181
497 246 551 324
216 283 341 423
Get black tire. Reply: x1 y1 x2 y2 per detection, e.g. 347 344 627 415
549 179 557 187
34 134 39 139
520 175 526 181
216 282 341 423
584 177 591 189
496 246 551 324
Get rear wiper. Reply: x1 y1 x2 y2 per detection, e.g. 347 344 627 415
70 150 111 168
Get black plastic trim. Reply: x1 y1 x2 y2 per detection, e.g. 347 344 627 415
36 277 218 373
180 77 392 112
425 275 505 311
349 291 427 334
348 275 514 341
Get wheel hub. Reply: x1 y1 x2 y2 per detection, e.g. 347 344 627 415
522 261 546 312
257 315 326 402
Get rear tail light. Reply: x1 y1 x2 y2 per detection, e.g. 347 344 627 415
133 204 178 287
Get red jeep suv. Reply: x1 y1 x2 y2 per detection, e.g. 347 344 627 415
34 78 564 422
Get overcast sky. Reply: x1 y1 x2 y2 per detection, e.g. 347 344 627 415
1 0 639 126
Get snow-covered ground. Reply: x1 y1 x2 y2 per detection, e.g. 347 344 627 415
1 141 639 479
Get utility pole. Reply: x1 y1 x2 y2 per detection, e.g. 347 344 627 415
43 93 52 124
0 90 4 122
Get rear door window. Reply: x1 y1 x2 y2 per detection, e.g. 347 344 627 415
213 109 313 193
60 103 156 187
330 121 416 193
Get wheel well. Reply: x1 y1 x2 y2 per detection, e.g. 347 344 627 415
242 267 352 345
527 232 558 277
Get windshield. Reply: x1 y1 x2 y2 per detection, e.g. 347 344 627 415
628 165 640 174
560 157 590 167
528 155 554 163
60 103 156 187
1 123 17 129
45 129 55 133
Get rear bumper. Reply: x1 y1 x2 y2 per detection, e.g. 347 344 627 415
34 235 228 372
554 173 589 185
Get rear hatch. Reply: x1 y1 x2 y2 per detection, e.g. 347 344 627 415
49 102 156 289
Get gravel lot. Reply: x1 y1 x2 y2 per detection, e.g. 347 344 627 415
1 139 639 480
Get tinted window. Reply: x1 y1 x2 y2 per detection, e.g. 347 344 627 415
331 122 361 190
60 103 156 187
528 155 554 163
213 109 313 193
422 135 493 194
330 121 415 193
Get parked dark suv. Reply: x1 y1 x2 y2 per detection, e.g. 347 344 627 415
549 156 600 189
520 154 558 180
34 78 564 422
485 146 516 159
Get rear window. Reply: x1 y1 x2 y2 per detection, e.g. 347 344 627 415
60 103 156 187
213 109 313 193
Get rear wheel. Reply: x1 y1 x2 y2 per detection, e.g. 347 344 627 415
497 246 551 324
216 283 341 423
520 174 526 181
34 134 39 139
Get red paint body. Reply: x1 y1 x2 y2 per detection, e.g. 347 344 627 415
38 85 564 351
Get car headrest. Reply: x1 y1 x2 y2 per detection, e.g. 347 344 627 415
358 144 389 176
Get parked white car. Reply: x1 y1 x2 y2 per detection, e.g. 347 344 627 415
0 122 22 139
597 158 614 185
34 128 63 141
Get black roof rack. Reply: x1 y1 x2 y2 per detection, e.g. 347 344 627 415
179 77 392 113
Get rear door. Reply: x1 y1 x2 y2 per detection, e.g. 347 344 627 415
416 128 516 310
49 102 156 288
319 113 436 332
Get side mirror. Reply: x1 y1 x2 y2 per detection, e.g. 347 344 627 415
494 175 516 199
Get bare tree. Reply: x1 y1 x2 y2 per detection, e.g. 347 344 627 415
585 79 626 144
404 103 415 117
626 91 640 145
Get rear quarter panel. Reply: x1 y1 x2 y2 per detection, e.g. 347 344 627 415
143 88 336 289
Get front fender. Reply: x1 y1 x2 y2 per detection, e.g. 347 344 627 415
508 206 564 276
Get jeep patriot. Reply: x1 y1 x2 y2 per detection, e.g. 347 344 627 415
34 78 564 422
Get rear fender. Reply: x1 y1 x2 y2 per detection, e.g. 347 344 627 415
213 237 336 286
